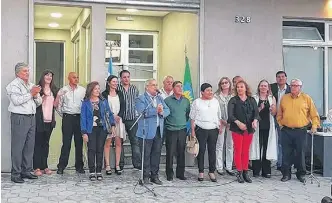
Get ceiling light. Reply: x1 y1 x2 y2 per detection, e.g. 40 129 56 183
126 8 138 12
116 16 133 21
48 23 59 28
50 12 62 18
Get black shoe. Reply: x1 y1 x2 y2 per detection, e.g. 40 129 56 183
176 176 187 180
296 175 306 183
115 166 122 175
76 168 85 174
11 176 24 183
96 173 103 181
253 173 260 178
236 171 245 183
167 176 173 181
242 170 252 183
57 168 64 175
151 177 163 185
281 176 291 182
89 173 96 181
226 170 236 176
217 170 225 175
208 173 217 182
262 174 271 178
21 173 38 179
143 178 152 185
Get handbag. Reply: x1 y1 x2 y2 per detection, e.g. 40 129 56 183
186 136 199 157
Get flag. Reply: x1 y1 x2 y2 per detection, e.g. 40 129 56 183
183 55 194 133
108 56 113 75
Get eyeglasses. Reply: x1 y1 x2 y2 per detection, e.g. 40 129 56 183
291 85 301 87
221 82 229 85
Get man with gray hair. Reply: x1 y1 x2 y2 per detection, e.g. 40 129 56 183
135 78 170 185
6 62 42 183
277 78 320 183
159 76 174 99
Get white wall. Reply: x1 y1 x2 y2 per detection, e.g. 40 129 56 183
1 0 30 172
202 0 332 91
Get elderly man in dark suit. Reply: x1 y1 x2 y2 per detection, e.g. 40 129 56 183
270 71 291 170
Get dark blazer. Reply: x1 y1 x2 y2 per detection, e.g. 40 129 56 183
102 90 125 119
227 96 260 134
270 83 291 103
35 87 59 133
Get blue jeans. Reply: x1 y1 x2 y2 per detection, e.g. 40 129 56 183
275 117 282 167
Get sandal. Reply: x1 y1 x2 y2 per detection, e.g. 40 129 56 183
89 173 96 181
115 166 122 175
208 173 217 182
198 173 204 181
34 169 43 176
96 173 103 181
105 165 112 175
44 168 53 175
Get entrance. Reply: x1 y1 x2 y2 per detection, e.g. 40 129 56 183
35 41 64 87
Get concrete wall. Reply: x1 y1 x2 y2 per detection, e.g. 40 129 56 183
1 0 30 172
34 28 74 85
202 0 332 91
160 12 199 95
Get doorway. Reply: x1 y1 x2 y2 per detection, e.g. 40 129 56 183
35 41 64 87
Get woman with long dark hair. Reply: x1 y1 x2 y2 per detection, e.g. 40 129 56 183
228 80 259 183
102 75 126 175
250 80 277 178
33 70 60 176
81 81 115 181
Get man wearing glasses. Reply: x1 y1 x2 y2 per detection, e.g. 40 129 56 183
277 79 320 183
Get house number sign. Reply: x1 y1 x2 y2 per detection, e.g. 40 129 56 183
235 16 251 23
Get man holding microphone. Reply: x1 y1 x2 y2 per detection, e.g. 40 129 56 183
135 79 170 185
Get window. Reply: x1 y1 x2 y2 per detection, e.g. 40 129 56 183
73 39 80 76
105 31 158 93
282 20 332 116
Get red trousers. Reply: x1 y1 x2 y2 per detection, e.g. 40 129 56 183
232 131 253 171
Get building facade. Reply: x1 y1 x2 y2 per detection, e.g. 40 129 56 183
2 0 332 172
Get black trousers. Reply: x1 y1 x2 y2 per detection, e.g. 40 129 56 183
281 127 306 176
87 127 107 173
165 128 187 178
33 123 53 170
196 127 218 173
57 114 83 170
252 129 271 175
138 127 162 179
121 120 141 169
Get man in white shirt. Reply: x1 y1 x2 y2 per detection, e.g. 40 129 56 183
56 72 86 174
159 76 174 100
6 62 42 183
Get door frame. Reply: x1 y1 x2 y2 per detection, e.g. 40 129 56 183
34 40 66 86
29 0 201 94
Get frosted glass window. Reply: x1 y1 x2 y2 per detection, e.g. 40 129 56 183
283 46 324 115
328 48 332 110
283 26 323 41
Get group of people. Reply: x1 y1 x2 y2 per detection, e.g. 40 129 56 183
7 62 320 186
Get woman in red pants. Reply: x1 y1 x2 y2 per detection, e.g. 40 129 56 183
228 80 259 183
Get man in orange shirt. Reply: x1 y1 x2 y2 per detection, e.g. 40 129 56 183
277 78 320 183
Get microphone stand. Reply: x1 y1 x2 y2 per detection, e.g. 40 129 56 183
129 95 157 197
307 131 320 187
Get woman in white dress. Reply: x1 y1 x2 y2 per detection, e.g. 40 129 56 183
102 75 126 175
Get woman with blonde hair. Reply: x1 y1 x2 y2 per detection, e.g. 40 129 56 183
214 77 235 176
250 79 277 178
228 80 259 183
